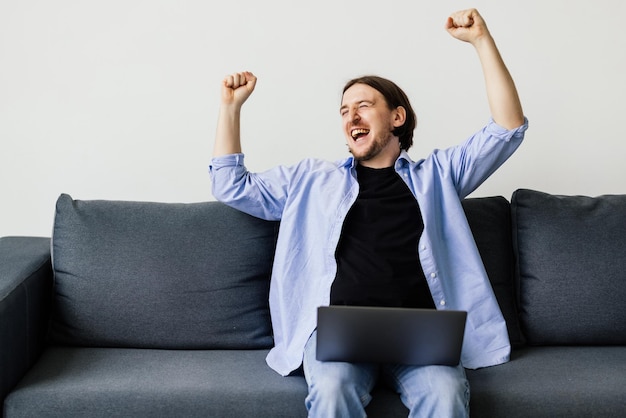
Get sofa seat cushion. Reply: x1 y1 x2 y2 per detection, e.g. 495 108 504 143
467 346 626 417
51 195 278 349
5 347 307 418
512 189 626 344
4 347 408 418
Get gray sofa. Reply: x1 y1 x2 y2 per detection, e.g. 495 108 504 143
1 189 625 417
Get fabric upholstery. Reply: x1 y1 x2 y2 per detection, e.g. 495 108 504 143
0 237 51 405
462 197 524 347
4 347 308 418
511 189 626 344
51 194 278 349
466 346 626 417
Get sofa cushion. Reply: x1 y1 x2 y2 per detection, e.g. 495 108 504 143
511 189 626 344
466 346 626 417
462 197 524 347
50 194 277 349
4 347 308 418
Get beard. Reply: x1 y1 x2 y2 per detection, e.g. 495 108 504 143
348 131 395 162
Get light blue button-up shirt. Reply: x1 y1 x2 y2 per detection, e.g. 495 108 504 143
210 118 528 376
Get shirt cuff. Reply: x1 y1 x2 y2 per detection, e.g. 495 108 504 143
485 117 529 141
209 153 245 170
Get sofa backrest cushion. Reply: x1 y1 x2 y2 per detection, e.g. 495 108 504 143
462 196 524 347
51 194 277 349
512 189 626 345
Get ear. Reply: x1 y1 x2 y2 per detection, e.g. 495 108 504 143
392 106 407 128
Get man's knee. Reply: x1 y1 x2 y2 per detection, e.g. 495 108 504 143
305 364 376 417
307 369 372 406
388 364 470 417
430 369 469 405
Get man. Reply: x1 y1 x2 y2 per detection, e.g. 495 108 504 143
210 8 527 417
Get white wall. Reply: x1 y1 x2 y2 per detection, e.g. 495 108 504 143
2 0 625 237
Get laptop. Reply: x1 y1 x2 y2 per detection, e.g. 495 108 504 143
316 306 467 366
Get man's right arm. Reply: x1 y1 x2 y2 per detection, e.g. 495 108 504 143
210 71 289 221
445 9 525 130
213 71 257 157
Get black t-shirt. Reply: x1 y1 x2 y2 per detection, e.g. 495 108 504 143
330 164 436 308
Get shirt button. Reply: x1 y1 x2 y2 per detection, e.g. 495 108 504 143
440 300 446 306
430 272 437 278
420 245 427 251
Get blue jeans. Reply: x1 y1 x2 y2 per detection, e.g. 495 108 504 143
303 331 470 418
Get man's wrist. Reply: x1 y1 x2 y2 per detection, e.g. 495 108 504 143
471 32 496 51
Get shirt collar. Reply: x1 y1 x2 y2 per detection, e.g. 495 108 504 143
338 156 356 168
397 150 414 164
338 150 415 169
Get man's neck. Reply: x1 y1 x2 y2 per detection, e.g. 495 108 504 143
357 151 401 169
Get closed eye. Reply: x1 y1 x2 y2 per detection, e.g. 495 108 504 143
339 100 374 117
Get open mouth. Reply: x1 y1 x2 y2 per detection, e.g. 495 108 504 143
351 128 370 141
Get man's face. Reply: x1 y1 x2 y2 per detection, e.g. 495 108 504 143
340 83 405 168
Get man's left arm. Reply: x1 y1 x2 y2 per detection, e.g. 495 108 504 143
446 9 525 130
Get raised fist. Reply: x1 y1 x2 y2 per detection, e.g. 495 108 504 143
221 71 257 107
445 9 491 44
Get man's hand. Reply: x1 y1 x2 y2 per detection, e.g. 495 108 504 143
221 71 257 108
445 9 491 45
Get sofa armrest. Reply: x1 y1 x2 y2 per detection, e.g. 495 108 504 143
0 237 52 404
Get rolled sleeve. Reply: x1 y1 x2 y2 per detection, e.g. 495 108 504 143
209 153 287 221
209 153 246 202
484 117 529 142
